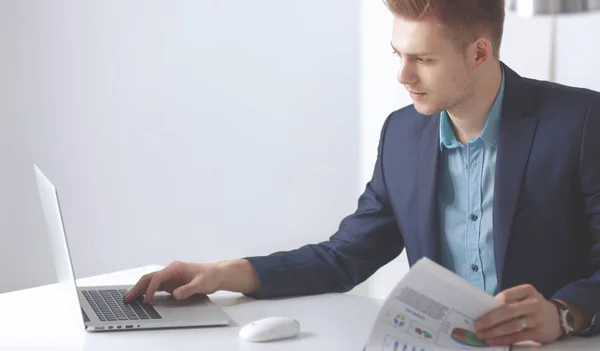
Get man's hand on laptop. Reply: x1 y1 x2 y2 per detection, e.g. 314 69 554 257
122 259 260 304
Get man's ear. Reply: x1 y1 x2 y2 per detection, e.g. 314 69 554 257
472 37 492 68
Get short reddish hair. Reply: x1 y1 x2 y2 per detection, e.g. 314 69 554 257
383 0 505 58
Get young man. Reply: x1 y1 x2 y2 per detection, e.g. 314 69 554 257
123 0 600 346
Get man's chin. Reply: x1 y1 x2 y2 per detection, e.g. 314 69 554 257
413 102 442 116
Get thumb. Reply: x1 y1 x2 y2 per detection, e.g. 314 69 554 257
173 276 203 300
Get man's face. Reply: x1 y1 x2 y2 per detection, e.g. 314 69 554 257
391 16 475 115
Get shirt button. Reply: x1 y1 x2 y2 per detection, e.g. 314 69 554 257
471 264 479 272
470 214 478 221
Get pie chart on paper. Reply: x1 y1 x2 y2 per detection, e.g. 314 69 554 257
450 328 488 347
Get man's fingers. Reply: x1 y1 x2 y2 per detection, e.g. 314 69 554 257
477 314 541 341
123 273 156 302
143 272 167 304
476 284 538 330
495 284 537 304
173 276 202 300
476 297 542 331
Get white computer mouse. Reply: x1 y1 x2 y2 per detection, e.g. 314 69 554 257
238 316 300 342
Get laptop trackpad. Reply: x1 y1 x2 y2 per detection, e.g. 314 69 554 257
147 292 228 323
149 292 209 307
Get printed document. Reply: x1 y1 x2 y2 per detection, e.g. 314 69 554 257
365 257 510 351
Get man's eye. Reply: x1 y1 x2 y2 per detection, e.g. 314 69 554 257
417 58 432 63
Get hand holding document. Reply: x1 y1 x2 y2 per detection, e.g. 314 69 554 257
365 257 510 351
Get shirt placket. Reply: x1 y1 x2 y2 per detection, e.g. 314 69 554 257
465 140 485 290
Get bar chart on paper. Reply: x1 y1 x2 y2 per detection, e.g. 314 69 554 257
381 334 506 351
382 335 427 351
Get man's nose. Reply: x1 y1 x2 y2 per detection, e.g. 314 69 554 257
397 63 417 85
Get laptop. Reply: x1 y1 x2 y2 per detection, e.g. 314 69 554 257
33 164 232 332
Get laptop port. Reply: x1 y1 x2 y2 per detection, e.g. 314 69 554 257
108 326 113 330
117 326 122 329
125 325 133 329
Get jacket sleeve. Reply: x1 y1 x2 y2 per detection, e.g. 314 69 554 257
552 94 600 336
242 114 404 299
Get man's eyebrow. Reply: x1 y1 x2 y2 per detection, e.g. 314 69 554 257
390 42 435 57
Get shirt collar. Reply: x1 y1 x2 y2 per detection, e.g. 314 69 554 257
439 66 505 150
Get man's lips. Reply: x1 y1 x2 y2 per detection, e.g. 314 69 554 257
409 91 427 99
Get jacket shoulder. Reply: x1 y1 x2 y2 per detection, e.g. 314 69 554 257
524 78 600 109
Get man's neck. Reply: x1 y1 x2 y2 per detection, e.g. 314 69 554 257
447 62 503 145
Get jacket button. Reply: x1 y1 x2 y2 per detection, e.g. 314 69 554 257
470 214 478 221
471 264 479 272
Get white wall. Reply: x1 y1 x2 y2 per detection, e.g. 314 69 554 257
555 12 600 91
1 0 60 293
1 0 364 294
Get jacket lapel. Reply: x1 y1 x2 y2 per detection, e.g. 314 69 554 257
416 115 442 264
493 63 539 288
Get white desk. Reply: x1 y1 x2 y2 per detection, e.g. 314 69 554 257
1 266 599 350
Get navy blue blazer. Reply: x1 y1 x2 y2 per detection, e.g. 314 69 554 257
244 63 600 336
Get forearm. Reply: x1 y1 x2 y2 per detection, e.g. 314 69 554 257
241 244 366 299
215 259 260 294
240 233 403 299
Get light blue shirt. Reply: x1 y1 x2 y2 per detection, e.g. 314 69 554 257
438 68 505 296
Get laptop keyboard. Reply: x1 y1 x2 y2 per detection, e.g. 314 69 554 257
81 289 162 322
